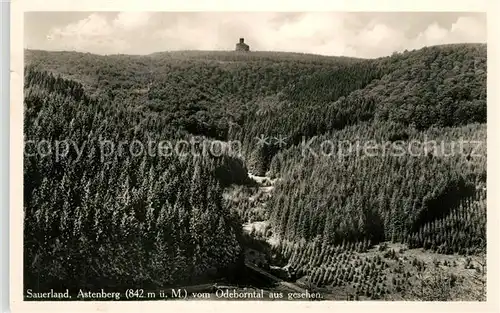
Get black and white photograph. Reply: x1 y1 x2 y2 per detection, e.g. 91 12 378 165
19 10 489 304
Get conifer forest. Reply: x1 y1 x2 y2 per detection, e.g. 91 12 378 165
23 43 487 301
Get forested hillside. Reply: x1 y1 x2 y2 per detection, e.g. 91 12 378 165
24 68 245 290
24 43 487 299
267 122 486 246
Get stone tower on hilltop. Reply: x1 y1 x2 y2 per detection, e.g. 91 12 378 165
235 38 250 52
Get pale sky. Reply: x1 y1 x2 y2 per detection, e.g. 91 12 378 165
24 12 486 58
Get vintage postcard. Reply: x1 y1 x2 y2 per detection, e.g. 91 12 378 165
9 0 499 312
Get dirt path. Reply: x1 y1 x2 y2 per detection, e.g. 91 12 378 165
244 262 307 294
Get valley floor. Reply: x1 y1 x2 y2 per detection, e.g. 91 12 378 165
235 173 486 301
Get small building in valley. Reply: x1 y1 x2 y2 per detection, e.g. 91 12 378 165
235 38 250 52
